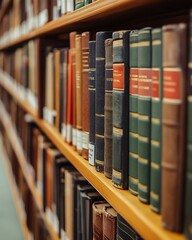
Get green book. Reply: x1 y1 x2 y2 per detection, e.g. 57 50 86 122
129 30 139 195
150 28 162 213
185 10 192 239
138 27 152 204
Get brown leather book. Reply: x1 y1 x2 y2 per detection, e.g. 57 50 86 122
70 32 77 148
92 201 110 240
33 127 40 182
82 32 90 160
103 206 117 240
162 23 187 232
76 33 83 154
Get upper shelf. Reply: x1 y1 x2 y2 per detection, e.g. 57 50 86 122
0 0 190 50
0 73 184 240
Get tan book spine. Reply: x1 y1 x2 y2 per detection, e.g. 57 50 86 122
76 34 82 154
55 49 60 130
162 23 187 232
82 32 90 159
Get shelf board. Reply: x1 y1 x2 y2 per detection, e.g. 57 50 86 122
0 102 60 240
0 0 12 22
0 0 166 50
0 80 184 240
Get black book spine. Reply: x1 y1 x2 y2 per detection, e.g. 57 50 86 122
95 31 112 172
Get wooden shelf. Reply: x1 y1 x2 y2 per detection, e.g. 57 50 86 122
0 0 178 50
0 79 184 240
0 101 60 240
0 0 12 22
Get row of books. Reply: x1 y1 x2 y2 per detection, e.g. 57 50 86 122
0 0 97 45
0 13 192 236
0 92 143 240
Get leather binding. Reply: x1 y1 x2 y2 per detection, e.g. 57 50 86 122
70 32 77 148
185 11 192 239
66 47 73 144
104 38 113 178
54 48 61 130
112 30 130 189
32 127 40 182
76 34 83 154
77 184 94 240
80 191 103 240
162 23 187 232
92 201 110 240
150 28 162 213
82 32 90 160
117 214 143 240
129 30 139 195
103 205 117 240
95 31 112 172
138 27 152 203
89 41 96 166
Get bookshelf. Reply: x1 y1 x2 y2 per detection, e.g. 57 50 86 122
0 0 191 239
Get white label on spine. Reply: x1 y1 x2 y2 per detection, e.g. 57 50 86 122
67 124 72 143
76 129 82 151
43 107 48 121
89 144 95 166
61 123 66 139
61 229 66 240
39 9 48 27
82 131 89 149
72 128 77 146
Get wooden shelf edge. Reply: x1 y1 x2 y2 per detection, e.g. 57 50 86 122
0 0 161 50
0 103 60 240
0 82 184 240
0 0 12 22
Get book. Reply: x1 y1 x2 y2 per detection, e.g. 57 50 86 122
82 32 90 160
150 28 163 213
129 30 139 195
104 38 113 178
92 201 110 239
161 23 187 232
95 31 112 172
185 10 192 239
103 206 117 240
138 27 152 204
112 30 129 189
88 40 96 166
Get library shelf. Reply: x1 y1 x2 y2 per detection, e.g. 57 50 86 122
0 102 60 240
0 78 184 240
0 0 183 51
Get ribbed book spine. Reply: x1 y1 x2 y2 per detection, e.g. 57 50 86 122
112 30 129 189
82 32 90 160
129 30 139 195
95 31 112 172
138 27 152 203
162 23 187 232
150 28 162 213
104 38 113 178
185 11 192 239
88 41 96 166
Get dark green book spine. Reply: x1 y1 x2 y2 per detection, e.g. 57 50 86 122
138 27 152 203
185 10 192 239
95 31 112 172
75 0 85 9
129 30 139 195
112 30 129 189
150 28 162 213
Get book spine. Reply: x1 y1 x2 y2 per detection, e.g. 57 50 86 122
112 30 129 189
150 28 162 213
185 10 192 239
82 32 90 160
95 31 112 172
129 30 139 195
55 49 60 130
162 23 187 232
104 38 113 178
88 41 96 166
138 27 152 203
75 0 84 9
